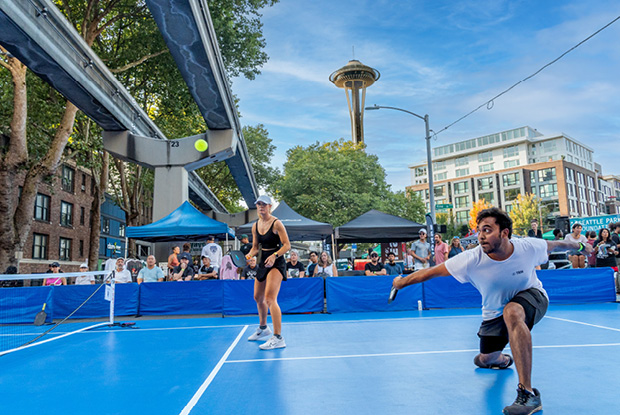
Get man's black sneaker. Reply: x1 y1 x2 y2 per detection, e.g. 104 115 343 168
502 384 542 415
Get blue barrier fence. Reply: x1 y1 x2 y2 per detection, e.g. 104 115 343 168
0 268 616 320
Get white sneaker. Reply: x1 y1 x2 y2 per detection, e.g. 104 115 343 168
248 326 272 341
259 335 286 350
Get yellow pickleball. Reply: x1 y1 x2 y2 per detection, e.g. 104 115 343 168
194 139 208 152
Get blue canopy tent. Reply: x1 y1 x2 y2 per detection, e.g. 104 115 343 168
126 201 234 242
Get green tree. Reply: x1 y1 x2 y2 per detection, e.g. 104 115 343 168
436 212 461 240
276 139 425 227
195 124 281 212
0 0 279 270
509 193 548 236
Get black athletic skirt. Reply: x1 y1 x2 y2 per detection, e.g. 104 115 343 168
255 250 287 282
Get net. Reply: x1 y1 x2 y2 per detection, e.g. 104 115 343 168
0 269 118 356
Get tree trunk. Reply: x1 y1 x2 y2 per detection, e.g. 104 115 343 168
87 151 109 270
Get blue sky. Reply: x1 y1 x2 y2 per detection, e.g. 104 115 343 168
231 0 620 191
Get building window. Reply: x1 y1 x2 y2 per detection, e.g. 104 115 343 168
503 145 519 158
434 172 447 181
138 244 150 258
119 224 126 238
577 172 585 185
34 193 50 222
102 218 110 234
505 204 513 213
479 191 494 203
479 163 494 173
540 184 558 198
502 173 520 187
456 210 469 223
79 239 84 257
478 151 493 163
59 237 72 261
542 140 557 152
455 196 469 209
455 156 469 166
61 165 75 193
538 167 556 182
504 159 520 169
565 168 574 182
60 201 73 227
529 171 536 183
504 188 520 200
81 173 86 192
454 181 469 194
478 177 494 191
455 168 470 178
433 160 447 171
33 233 48 260
99 237 106 255
414 167 427 177
80 207 85 226
531 187 537 197
434 185 446 198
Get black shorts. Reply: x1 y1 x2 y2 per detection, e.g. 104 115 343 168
478 288 548 354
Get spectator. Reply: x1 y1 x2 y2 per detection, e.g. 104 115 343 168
586 231 597 268
201 235 222 274
239 234 252 256
75 263 95 285
527 219 543 238
240 256 258 280
404 253 415 273
182 242 191 254
365 252 386 276
286 250 306 278
43 262 66 286
167 246 180 278
171 252 195 281
1 265 22 288
564 223 588 269
307 251 319 276
314 251 338 277
137 255 164 283
410 229 431 270
433 234 449 265
609 222 620 262
448 236 464 258
384 252 404 275
195 256 218 280
192 258 200 274
552 228 563 240
113 258 132 283
594 228 619 269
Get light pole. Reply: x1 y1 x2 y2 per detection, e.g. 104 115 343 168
365 105 435 223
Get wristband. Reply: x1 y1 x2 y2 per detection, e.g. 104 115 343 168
578 242 585 252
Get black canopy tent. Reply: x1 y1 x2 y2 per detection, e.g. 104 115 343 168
334 209 425 243
236 200 333 241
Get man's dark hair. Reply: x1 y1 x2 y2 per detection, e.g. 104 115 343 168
476 207 513 238
310 251 319 256
387 252 395 256
182 243 191 252
572 223 582 230
553 228 563 238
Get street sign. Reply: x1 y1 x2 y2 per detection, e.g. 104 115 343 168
435 203 453 209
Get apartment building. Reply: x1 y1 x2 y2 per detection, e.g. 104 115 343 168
407 126 605 224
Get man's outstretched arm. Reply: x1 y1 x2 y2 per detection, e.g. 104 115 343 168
393 263 452 290
546 240 593 255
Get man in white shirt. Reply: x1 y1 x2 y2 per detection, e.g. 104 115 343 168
75 263 95 285
201 235 222 274
392 207 593 415
112 258 132 283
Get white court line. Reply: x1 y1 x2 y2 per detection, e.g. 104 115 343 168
179 325 248 415
226 342 620 364
546 316 620 333
1 314 480 337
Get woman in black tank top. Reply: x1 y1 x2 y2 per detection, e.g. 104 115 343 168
245 195 291 350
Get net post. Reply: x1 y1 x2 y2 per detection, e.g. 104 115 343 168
109 271 116 325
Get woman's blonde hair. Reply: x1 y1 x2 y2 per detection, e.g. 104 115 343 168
318 251 332 266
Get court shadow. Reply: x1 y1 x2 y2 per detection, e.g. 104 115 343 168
474 367 517 414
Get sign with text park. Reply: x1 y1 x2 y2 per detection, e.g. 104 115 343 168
570 214 620 234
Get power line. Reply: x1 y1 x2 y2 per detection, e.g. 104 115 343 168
435 14 620 136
